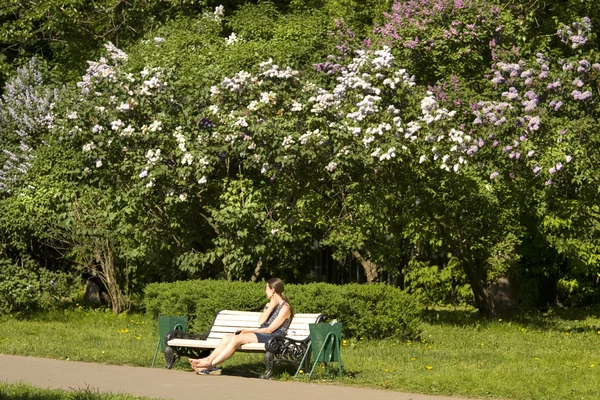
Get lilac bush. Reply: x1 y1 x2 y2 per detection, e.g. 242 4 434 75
0 58 60 192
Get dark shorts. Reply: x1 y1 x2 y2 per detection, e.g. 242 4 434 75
254 332 284 344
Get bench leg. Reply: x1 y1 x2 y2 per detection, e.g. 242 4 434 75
164 345 179 369
261 352 275 379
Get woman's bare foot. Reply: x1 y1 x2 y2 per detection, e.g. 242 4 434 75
191 358 212 369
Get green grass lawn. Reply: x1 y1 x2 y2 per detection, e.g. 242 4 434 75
1 306 599 400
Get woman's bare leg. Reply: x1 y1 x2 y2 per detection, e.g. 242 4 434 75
193 333 258 369
190 334 235 369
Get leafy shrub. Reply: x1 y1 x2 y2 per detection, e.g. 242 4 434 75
143 279 422 339
0 257 73 314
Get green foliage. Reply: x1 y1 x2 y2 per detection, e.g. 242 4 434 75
0 0 194 87
404 257 472 306
0 257 73 314
144 279 422 339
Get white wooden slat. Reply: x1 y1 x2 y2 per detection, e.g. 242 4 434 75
168 338 267 352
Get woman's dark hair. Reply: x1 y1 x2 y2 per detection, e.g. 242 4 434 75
268 278 294 317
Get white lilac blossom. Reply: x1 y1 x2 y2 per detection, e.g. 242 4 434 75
198 176 208 184
146 149 161 165
121 125 135 137
105 42 128 62
182 153 193 165
210 86 221 96
117 102 131 112
282 136 295 149
82 142 96 152
221 71 252 93
174 127 186 152
212 5 225 21
259 91 277 104
371 47 395 70
232 117 248 128
226 33 239 45
299 129 324 145
325 161 337 172
111 119 124 131
149 120 162 132
260 61 300 80
310 90 340 115
92 124 104 134
379 147 396 161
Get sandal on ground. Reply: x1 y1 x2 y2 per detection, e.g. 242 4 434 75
196 367 222 376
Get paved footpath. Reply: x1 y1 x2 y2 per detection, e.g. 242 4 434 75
1 354 484 400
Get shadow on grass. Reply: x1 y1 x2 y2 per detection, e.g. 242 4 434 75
421 305 600 332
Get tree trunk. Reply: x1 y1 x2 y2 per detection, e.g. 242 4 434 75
463 259 496 318
352 250 378 283
251 257 263 282
95 239 127 314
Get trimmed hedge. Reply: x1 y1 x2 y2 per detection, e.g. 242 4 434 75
143 280 422 340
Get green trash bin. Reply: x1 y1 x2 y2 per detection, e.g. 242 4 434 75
296 321 343 379
151 315 188 367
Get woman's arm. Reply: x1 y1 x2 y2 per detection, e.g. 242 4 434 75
239 303 291 335
254 303 291 334
257 297 279 326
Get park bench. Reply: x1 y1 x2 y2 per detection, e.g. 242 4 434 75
164 309 328 378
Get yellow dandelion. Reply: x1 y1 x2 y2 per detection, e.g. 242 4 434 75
136 336 141 340
534 357 539 361
130 320 134 323
299 370 304 374
385 369 389 372
342 340 347 346
410 357 416 361
426 366 433 370
591 364 595 368
124 328 129 333
521 328 525 332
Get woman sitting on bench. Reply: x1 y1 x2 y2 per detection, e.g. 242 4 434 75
189 277 294 375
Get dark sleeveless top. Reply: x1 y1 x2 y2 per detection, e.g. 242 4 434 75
260 302 292 336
